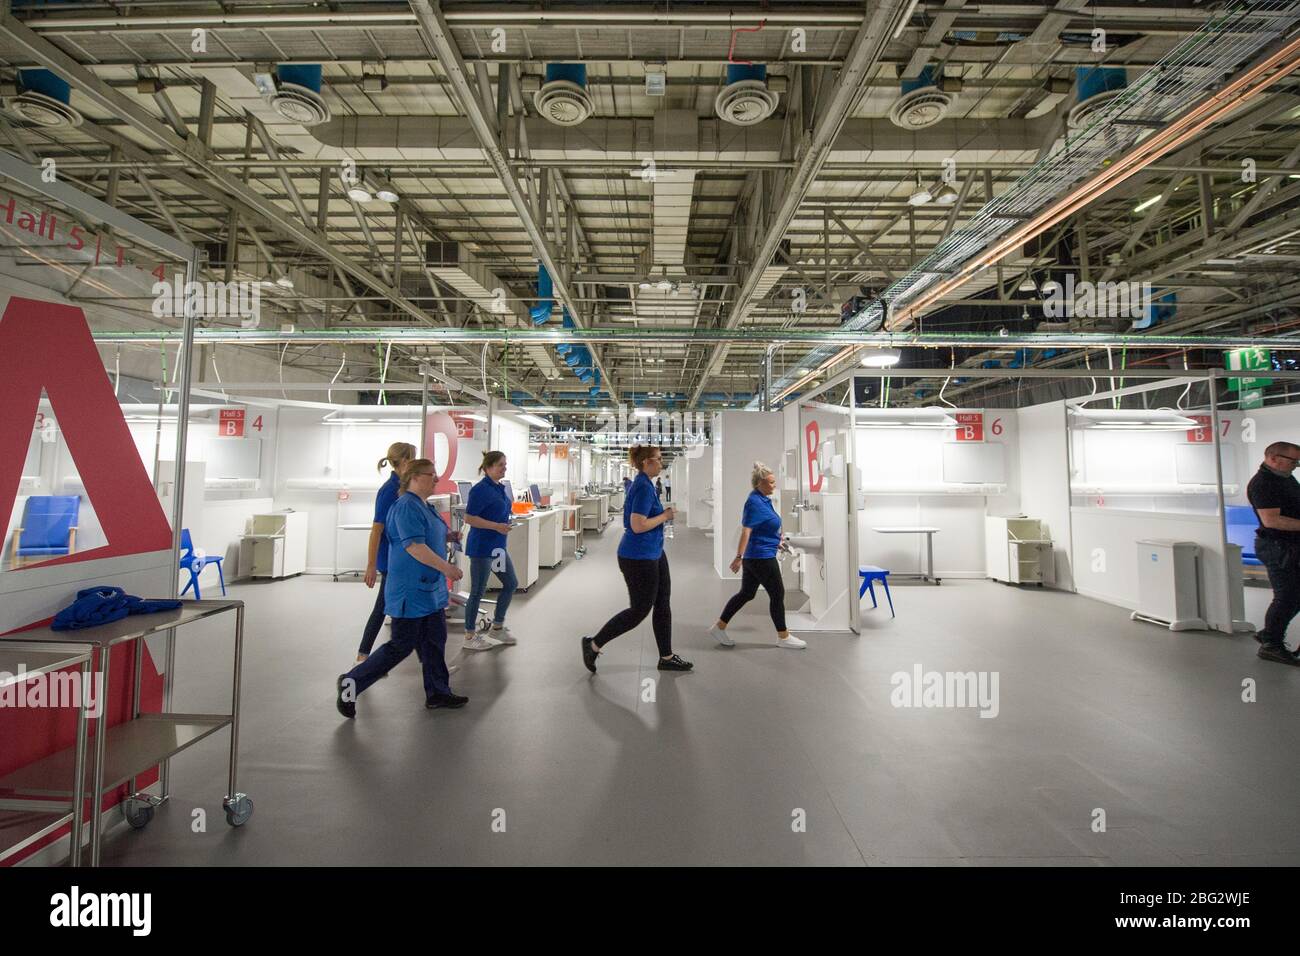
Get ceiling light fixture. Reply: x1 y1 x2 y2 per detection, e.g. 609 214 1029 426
346 184 372 203
1133 194 1162 213
275 274 295 289
1017 276 1037 293
934 183 959 205
860 347 902 367
908 172 932 206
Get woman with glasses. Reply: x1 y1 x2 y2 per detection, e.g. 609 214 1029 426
581 445 692 674
337 459 468 716
353 441 415 664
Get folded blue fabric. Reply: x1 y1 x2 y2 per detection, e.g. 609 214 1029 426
51 586 183 631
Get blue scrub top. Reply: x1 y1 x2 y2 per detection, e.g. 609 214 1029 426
741 489 782 559
465 475 512 559
618 471 664 560
372 471 401 574
384 491 450 618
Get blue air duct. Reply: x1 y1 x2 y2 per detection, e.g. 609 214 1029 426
276 64 323 94
725 64 766 85
18 69 70 104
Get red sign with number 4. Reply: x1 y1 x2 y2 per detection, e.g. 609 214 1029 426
218 407 245 438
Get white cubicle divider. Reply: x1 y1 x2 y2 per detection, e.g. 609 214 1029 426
855 408 1021 584
685 444 714 529
712 411 783 580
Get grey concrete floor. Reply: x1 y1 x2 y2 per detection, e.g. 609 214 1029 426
96 522 1300 866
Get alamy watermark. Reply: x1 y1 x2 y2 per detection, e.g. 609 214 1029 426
151 273 261 328
593 403 710 457
0 665 103 717
890 663 1000 718
1042 275 1152 321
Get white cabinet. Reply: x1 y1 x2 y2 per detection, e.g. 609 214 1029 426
536 509 564 568
240 511 308 579
986 516 1054 586
1131 539 1205 631
493 514 540 592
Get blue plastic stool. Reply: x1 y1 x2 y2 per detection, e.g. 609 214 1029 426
858 566 895 617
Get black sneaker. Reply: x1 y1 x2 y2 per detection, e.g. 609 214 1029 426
426 692 469 709
581 636 599 673
1251 630 1266 645
657 654 693 672
336 675 356 719
1257 644 1300 666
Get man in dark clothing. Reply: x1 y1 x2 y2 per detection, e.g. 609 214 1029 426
1245 440 1300 666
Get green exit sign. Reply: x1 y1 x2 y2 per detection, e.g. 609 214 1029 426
1225 347 1273 391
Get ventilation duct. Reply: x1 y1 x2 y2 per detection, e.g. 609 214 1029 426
714 64 779 126
534 63 594 127
652 169 697 266
532 265 604 396
1132 289 1176 330
1068 67 1127 130
256 64 330 126
889 66 955 130
7 69 82 128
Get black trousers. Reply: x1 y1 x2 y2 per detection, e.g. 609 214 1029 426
719 557 786 632
357 573 387 655
593 554 673 657
1256 536 1300 648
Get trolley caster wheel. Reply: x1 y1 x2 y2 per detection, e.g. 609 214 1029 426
223 793 253 827
122 795 158 830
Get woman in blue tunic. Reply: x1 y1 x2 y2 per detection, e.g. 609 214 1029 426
709 461 806 649
336 459 468 715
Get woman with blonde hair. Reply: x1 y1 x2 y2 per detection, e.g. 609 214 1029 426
580 444 692 674
709 461 805 649
353 441 417 663
337 458 466 715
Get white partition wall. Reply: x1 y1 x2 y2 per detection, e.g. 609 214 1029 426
711 411 782 578
685 444 714 529
1017 401 1074 590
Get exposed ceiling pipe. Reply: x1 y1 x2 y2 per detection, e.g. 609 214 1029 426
687 0 910 406
772 24 1300 404
88 328 1300 350
407 0 619 403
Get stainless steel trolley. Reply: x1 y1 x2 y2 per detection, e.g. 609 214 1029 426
0 599 251 866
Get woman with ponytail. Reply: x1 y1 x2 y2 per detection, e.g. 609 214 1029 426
353 441 416 663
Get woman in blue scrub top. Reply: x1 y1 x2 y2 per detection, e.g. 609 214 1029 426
710 461 806 649
580 445 693 674
336 459 468 715
355 441 415 663
461 450 519 651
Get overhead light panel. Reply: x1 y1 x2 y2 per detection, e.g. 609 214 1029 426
856 408 958 428
518 413 552 428
1069 407 1199 430
1133 194 1162 213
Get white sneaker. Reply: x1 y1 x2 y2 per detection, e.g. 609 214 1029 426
778 634 807 649
488 626 516 645
463 635 499 651
709 624 735 647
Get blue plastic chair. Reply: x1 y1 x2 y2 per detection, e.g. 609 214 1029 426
858 565 895 617
179 528 226 599
12 495 80 567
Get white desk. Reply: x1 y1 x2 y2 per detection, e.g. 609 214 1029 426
334 522 371 581
871 526 941 584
